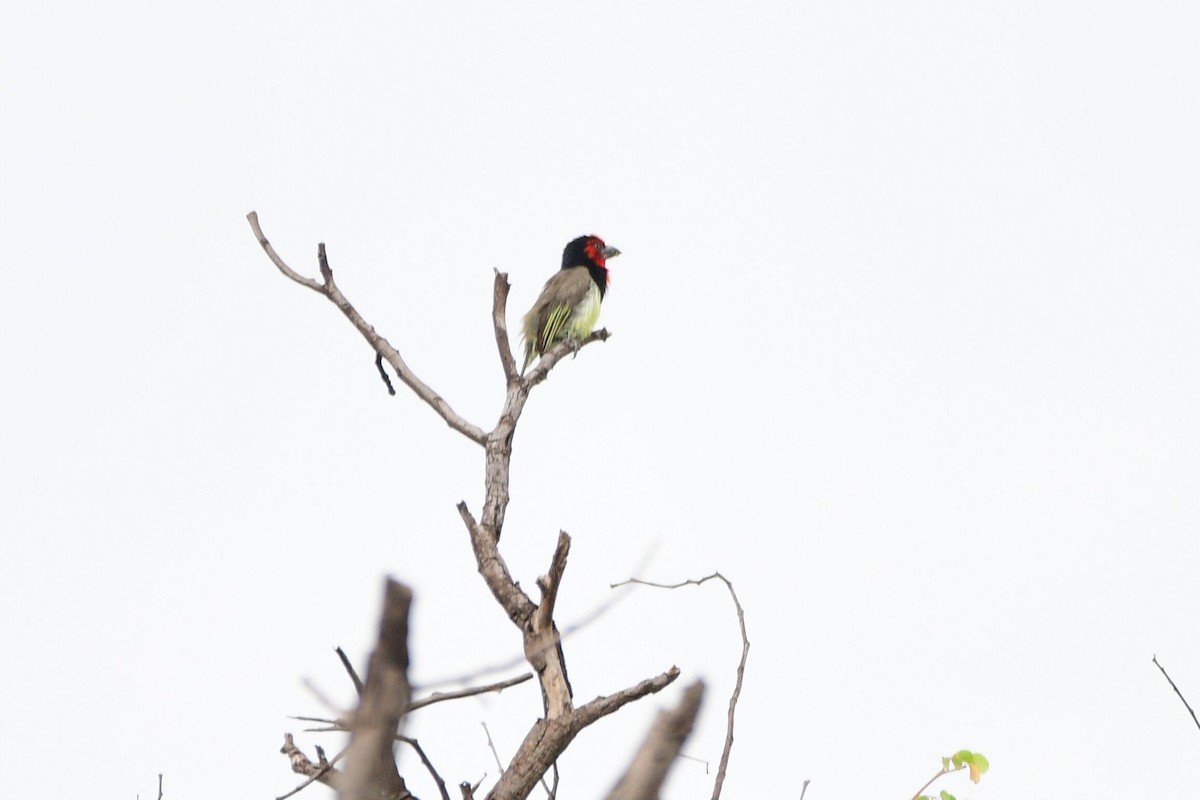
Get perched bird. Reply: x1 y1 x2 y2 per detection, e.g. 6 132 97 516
521 235 621 373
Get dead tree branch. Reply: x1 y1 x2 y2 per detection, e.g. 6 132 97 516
611 573 749 800
491 268 519 382
605 681 706 800
488 666 681 800
398 735 452 800
294 672 535 732
410 673 535 712
279 733 344 797
342 579 415 800
1153 654 1200 735
251 213 678 800
247 212 486 444
336 645 365 697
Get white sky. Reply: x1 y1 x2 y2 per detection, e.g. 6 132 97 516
2 2 1199 798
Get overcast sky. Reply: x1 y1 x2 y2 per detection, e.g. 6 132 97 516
3 2 1199 798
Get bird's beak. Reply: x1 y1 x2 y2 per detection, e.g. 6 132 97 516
602 245 622 260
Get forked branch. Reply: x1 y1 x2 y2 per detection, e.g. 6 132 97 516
251 213 687 800
246 212 486 445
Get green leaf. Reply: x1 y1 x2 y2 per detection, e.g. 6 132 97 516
939 791 956 800
941 757 952 771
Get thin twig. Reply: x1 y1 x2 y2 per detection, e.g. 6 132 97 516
276 768 330 800
293 671 534 732
398 735 452 800
482 721 505 774
375 352 397 395
336 646 365 697
910 764 965 800
611 573 749 800
246 212 324 292
409 672 534 712
1153 654 1200 734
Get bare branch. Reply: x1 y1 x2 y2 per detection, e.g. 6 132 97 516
573 667 682 728
409 672 534 712
1153 654 1200 734
605 681 706 800
528 532 574 717
246 211 487 446
521 329 610 388
279 733 343 797
487 667 681 800
290 713 344 733
491 270 518 382
456 502 536 625
295 671 534 733
342 579 415 800
416 549 654 689
611 573 749 800
534 532 570 633
398 735 452 800
482 721 505 774
247 211 325 293
336 646 365 697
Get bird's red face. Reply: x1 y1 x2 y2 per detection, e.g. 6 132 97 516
584 236 611 268
562 234 622 288
586 236 621 288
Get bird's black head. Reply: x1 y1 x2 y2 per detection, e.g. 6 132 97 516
562 235 621 271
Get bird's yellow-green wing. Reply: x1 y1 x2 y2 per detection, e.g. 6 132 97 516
520 267 596 372
539 303 574 352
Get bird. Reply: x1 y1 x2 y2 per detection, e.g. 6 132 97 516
521 234 621 374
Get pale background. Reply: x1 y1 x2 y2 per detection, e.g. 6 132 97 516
2 2 1198 798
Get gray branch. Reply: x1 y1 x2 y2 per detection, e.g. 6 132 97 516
605 681 706 800
247 212 487 445
341 579 415 800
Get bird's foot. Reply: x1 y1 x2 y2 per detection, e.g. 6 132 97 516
569 338 582 359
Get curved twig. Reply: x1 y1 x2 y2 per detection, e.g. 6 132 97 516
610 573 749 800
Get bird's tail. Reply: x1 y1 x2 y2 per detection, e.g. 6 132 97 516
521 341 534 375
